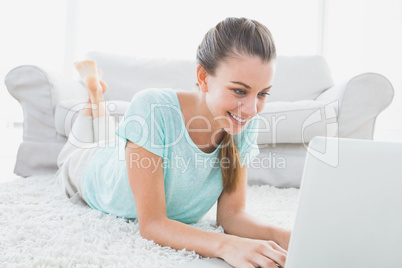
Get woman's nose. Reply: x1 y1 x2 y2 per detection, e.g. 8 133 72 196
241 97 258 117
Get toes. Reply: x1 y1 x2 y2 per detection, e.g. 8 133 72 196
74 60 98 79
75 60 96 68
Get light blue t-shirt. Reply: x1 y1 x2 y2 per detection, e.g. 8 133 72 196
81 88 260 224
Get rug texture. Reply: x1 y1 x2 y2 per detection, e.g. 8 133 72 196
0 174 299 267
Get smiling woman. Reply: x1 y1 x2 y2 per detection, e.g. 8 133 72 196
55 17 291 268
193 19 277 206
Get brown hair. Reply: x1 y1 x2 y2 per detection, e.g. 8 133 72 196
196 17 276 194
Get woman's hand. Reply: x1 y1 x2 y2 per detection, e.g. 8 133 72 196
219 235 287 268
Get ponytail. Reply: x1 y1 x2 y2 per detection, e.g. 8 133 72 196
220 132 242 194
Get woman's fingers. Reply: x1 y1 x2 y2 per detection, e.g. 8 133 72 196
222 236 288 268
259 241 287 268
253 256 281 268
269 240 288 255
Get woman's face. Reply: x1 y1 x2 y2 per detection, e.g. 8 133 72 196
201 55 275 136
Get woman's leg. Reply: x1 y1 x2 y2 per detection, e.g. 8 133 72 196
91 80 117 143
57 97 94 169
57 61 113 206
74 61 117 143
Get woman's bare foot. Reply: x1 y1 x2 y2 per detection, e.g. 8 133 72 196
75 60 109 118
74 60 107 100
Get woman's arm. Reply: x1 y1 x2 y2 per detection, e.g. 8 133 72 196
217 164 291 250
218 209 291 250
127 141 286 267
144 217 230 257
126 141 227 257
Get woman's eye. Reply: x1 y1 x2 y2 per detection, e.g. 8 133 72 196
232 89 270 97
233 89 246 95
259 92 271 97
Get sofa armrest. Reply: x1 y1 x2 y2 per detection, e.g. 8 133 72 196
5 65 87 176
5 65 87 142
315 73 394 139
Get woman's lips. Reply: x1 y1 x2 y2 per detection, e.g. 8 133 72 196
228 112 247 126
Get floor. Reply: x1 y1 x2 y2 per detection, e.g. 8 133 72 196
0 125 401 185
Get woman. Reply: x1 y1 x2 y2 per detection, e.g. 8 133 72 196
57 17 291 268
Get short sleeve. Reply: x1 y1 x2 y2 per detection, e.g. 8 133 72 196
234 114 260 167
115 89 165 158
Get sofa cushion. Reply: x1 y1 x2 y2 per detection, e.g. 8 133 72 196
86 51 198 102
268 55 334 102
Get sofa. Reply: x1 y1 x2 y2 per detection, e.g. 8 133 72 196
5 52 394 187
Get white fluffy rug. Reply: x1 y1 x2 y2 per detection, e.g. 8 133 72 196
0 174 299 267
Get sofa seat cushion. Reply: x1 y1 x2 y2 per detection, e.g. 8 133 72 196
55 99 130 137
256 100 338 144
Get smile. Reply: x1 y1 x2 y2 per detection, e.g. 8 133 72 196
228 112 247 123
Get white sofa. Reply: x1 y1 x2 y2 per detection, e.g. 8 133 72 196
5 52 394 187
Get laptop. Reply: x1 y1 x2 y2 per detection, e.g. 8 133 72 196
178 137 402 267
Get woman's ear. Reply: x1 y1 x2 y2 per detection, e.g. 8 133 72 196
196 64 209 93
